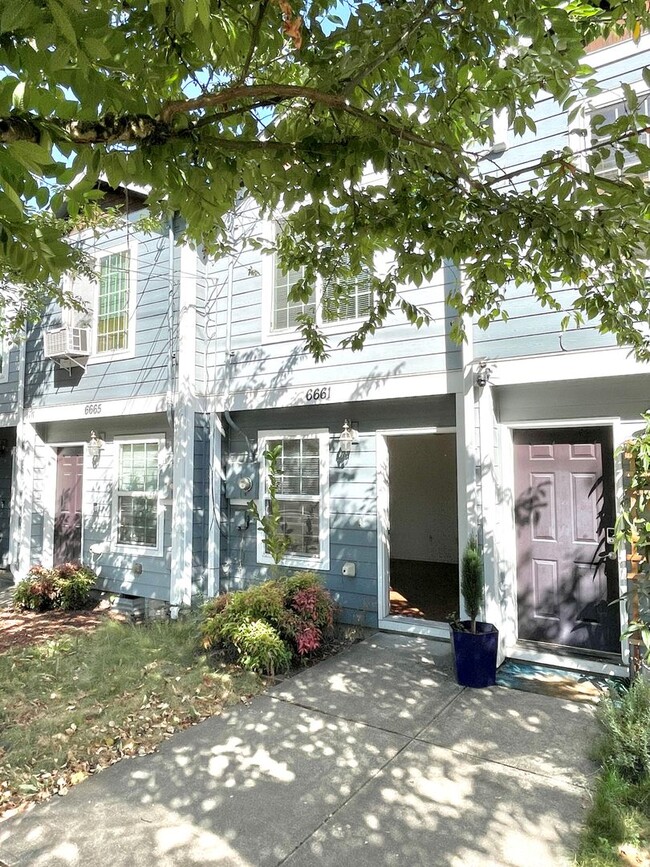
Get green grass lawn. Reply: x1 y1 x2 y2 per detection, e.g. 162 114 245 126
0 617 262 816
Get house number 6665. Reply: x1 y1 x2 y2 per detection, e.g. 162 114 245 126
305 388 330 402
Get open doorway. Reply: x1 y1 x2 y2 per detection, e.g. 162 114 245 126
385 433 458 623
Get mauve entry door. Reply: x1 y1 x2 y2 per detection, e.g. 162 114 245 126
514 427 619 653
53 446 84 565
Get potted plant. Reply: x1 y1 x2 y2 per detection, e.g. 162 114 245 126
450 535 498 688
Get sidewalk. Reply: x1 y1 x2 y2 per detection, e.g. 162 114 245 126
0 632 599 867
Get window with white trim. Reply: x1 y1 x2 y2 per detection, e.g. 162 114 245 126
272 255 373 331
589 92 650 180
114 439 163 554
63 243 136 360
269 223 373 333
0 338 9 383
97 250 131 353
257 430 330 570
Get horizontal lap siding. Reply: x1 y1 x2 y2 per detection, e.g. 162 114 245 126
192 414 210 599
84 437 172 600
475 39 650 360
496 373 650 424
220 395 455 626
0 346 19 417
25 228 172 409
205 245 462 401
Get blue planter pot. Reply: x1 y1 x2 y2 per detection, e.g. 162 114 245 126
450 621 499 688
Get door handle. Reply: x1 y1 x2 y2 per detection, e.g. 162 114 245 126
598 551 617 561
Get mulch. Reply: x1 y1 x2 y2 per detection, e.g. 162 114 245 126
0 601 120 654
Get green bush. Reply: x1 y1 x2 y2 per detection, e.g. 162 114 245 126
201 572 337 674
13 563 97 612
222 618 292 676
597 678 650 784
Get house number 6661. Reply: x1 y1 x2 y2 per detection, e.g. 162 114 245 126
305 388 330 402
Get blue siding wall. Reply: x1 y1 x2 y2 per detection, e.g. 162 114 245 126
475 38 650 359
25 219 174 410
204 212 462 406
36 414 173 600
220 395 455 626
192 413 210 598
0 345 20 417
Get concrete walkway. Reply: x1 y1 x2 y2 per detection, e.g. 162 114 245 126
0 633 599 867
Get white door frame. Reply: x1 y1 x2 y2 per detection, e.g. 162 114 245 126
376 426 457 639
502 417 628 676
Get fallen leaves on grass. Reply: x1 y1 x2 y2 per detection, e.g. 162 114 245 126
0 620 262 818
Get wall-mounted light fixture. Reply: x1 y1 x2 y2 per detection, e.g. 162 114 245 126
88 430 104 466
338 420 359 454
476 362 493 388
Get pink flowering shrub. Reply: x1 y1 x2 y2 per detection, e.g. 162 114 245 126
13 562 97 611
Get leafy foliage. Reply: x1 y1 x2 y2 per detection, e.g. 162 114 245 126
201 571 336 674
2 1 650 353
13 563 96 612
248 445 291 566
597 679 650 784
616 413 650 665
460 536 484 634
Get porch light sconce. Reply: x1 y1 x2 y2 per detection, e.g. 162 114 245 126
88 430 104 466
476 362 492 388
338 420 359 454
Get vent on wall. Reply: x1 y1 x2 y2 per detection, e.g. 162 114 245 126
43 326 91 370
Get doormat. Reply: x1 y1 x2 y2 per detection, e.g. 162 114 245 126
496 659 628 703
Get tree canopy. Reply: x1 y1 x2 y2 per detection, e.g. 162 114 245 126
2 0 650 356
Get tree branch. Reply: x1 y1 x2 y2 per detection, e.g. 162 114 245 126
236 0 271 86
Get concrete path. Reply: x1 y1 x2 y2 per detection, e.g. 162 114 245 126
0 633 599 867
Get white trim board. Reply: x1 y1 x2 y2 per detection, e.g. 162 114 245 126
24 393 202 424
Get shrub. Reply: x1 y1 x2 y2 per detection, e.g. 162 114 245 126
201 571 337 672
597 678 650 784
222 618 292 676
13 566 58 610
13 563 97 612
54 563 96 611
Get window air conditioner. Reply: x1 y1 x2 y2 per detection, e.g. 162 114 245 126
43 326 91 359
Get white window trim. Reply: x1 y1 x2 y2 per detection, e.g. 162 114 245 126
261 221 373 343
256 428 330 571
112 434 166 557
0 338 9 384
570 81 649 175
83 241 138 364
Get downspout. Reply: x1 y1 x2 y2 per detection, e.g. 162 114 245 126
166 217 176 431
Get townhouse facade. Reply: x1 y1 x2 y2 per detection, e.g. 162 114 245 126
2 34 650 674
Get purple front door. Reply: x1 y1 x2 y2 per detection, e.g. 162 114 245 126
514 428 619 653
53 447 84 565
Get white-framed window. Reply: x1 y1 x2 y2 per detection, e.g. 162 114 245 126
256 429 330 571
264 223 373 336
586 87 650 180
0 338 9 384
64 242 137 362
112 436 165 556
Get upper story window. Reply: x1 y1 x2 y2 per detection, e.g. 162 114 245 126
97 251 131 353
273 262 316 330
113 437 164 556
63 242 137 362
0 338 9 384
269 250 373 334
589 90 650 180
256 429 330 571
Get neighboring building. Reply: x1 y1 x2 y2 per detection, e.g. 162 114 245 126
5 34 650 674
